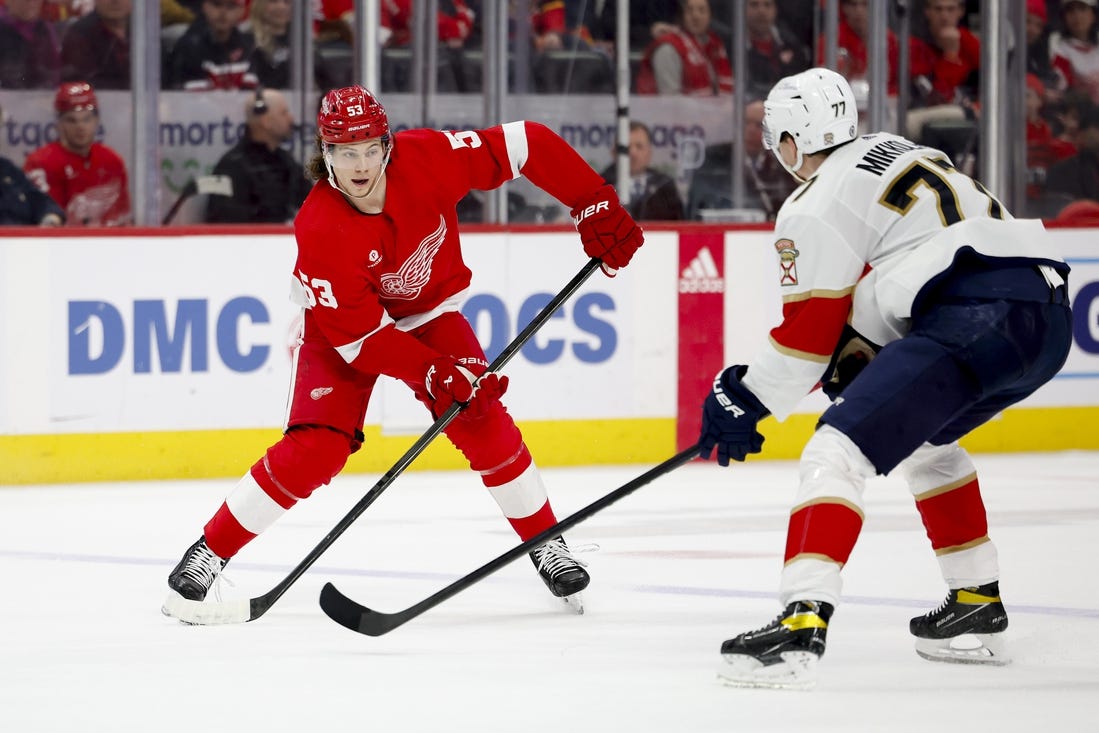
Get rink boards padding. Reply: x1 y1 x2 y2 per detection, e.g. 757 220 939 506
2 225 1097 485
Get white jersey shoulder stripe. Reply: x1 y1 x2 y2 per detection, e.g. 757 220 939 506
502 121 529 180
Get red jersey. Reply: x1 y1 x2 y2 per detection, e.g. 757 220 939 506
23 141 131 226
636 28 734 96
909 28 981 103
291 121 603 379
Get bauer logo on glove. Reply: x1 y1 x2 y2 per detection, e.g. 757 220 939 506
571 183 644 277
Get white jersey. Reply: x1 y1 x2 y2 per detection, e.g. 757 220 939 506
742 132 1063 421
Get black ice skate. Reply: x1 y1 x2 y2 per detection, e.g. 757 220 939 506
165 536 228 603
529 536 590 613
717 600 833 689
910 582 1010 665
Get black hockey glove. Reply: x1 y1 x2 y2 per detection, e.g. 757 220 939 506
699 365 769 467
821 325 880 401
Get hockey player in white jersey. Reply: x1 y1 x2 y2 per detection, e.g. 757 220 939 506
698 68 1072 689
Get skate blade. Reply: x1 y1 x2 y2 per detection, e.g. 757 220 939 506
161 590 250 625
562 591 585 615
717 651 819 690
914 633 1011 666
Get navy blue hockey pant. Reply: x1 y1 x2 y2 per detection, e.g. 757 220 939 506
819 269 1072 475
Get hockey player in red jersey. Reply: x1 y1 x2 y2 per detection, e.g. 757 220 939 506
23 81 131 227
698 68 1071 688
163 84 643 617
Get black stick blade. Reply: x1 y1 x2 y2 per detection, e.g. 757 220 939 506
320 582 404 636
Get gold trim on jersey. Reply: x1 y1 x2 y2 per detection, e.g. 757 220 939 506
933 535 991 556
912 471 979 501
792 176 818 202
780 285 855 304
790 495 866 521
879 158 964 227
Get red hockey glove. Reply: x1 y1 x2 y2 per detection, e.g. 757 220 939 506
425 358 509 419
571 184 644 277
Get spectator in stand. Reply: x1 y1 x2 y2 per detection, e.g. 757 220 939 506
636 0 733 96
204 87 310 224
743 0 811 99
23 81 130 226
1051 0 1099 104
1026 0 1061 97
165 0 256 90
685 99 798 221
818 0 899 95
313 0 351 45
909 0 980 108
1 100 64 226
599 121 683 221
1019 73 1072 198
383 0 475 49
59 0 130 89
1047 103 1099 201
741 98 798 219
246 0 291 88
0 0 62 89
1026 73 1078 216
1046 88 1093 152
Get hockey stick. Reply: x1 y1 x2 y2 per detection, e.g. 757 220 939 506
163 257 604 625
319 445 699 636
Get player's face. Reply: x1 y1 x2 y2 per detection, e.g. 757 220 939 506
327 138 388 193
58 109 99 152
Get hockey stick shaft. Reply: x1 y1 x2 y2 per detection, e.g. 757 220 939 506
319 446 699 636
168 258 604 624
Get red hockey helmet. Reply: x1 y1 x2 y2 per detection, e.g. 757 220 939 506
55 81 98 115
317 85 389 145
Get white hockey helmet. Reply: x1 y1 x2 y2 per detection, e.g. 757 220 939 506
762 67 858 179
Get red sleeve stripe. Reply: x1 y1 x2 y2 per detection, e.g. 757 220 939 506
770 292 853 359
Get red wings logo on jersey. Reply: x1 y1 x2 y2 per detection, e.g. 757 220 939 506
380 216 447 300
775 238 800 286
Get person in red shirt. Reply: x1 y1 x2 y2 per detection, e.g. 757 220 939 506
909 0 980 107
817 0 899 95
636 0 733 96
23 80 131 226
1025 72 1076 204
163 84 644 617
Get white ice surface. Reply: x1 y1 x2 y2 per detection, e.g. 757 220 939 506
2 452 1098 732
